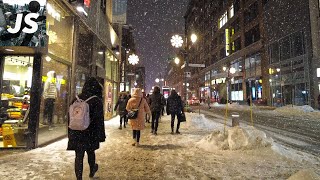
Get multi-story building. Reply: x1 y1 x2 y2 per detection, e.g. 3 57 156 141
0 0 120 149
112 0 137 93
184 0 320 108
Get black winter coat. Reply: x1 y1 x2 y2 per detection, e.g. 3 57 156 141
167 94 183 114
67 93 106 151
148 92 165 112
114 96 128 116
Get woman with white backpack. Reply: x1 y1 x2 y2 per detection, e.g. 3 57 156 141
67 77 106 180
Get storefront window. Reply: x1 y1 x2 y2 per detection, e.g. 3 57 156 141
39 58 69 146
47 0 74 61
105 50 113 79
1 56 34 148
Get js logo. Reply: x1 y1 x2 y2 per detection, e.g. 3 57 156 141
7 1 44 34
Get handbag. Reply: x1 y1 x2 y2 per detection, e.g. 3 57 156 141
127 98 142 119
178 112 186 122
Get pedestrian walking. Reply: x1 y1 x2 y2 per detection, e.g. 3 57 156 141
247 95 251 106
126 88 151 146
114 92 128 129
145 93 151 123
148 86 166 135
167 90 184 134
67 77 106 180
207 96 211 109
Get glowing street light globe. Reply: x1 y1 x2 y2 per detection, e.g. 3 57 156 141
230 67 236 74
155 78 160 83
174 57 180 65
128 54 139 65
171 35 183 48
191 33 197 44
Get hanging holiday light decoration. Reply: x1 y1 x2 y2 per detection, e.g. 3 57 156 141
170 35 183 48
128 54 139 65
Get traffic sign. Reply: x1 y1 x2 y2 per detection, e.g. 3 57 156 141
189 63 205 68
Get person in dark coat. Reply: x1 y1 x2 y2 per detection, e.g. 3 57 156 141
148 86 165 135
167 90 184 134
114 92 128 129
67 77 106 180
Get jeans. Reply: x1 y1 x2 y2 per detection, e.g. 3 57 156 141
171 112 181 132
151 111 161 132
133 130 141 142
44 98 55 125
75 150 96 180
120 115 127 127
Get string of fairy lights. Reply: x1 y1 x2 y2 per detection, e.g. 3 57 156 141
6 57 32 67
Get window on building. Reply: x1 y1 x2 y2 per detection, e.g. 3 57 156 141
220 47 226 59
232 37 241 53
244 2 258 24
229 5 234 18
218 11 228 28
280 36 290 61
291 31 305 57
269 42 280 64
245 25 260 47
263 0 270 5
101 0 106 14
231 18 240 33
234 0 240 13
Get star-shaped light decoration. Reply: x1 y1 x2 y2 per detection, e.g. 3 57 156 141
170 35 183 48
128 54 139 65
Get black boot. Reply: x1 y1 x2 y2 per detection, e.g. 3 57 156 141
171 127 174 134
89 164 98 177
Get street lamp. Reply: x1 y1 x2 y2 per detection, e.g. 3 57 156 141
170 34 197 102
155 78 160 83
223 66 236 134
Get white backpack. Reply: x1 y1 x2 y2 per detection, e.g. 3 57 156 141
69 95 97 130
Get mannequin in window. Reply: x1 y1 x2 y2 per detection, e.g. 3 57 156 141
43 71 57 130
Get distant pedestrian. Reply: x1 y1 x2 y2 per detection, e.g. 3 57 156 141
145 93 151 123
148 86 166 135
247 95 251 106
67 77 106 180
207 96 211 109
114 92 128 129
167 90 184 134
126 88 151 146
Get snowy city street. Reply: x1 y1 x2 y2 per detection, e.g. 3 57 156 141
0 106 319 180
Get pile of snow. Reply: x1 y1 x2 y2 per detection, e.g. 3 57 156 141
197 126 273 151
274 105 315 113
287 169 320 180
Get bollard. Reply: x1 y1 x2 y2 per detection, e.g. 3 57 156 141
231 113 240 127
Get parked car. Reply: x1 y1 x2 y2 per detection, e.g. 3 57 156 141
187 97 200 106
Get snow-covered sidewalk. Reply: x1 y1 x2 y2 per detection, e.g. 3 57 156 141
0 113 319 179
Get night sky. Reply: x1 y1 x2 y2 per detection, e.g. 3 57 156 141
127 0 188 93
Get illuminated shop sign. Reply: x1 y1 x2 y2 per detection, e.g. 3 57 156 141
84 0 90 7
0 0 47 47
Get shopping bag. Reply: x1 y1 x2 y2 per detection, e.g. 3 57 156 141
178 112 186 122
